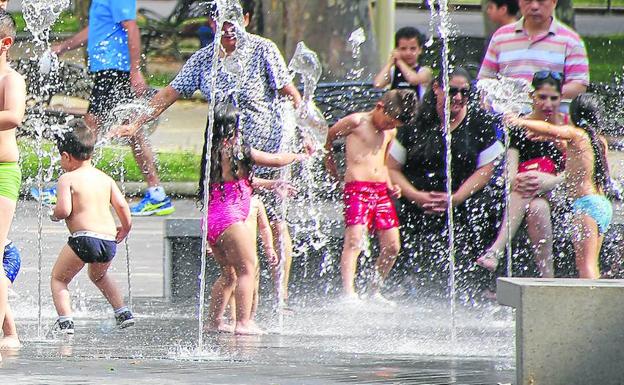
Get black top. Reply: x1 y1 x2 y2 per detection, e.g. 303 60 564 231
397 106 500 193
391 64 422 97
510 121 565 172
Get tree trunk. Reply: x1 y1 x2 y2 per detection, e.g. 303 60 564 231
258 0 374 81
74 0 91 29
555 0 575 28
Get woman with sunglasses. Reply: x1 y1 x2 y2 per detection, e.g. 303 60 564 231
477 71 567 277
388 67 504 292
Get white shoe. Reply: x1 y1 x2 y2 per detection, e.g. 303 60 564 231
369 292 397 308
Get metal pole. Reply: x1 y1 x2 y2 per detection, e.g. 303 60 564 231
375 0 396 67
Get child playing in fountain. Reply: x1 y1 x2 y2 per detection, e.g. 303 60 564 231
204 102 310 335
208 195 278 332
504 93 612 279
49 119 133 334
325 89 416 305
373 27 432 100
0 9 26 351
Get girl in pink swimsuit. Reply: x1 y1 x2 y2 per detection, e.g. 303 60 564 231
202 103 310 335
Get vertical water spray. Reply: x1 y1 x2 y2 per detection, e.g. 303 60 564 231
196 0 246 349
347 28 366 81
427 0 457 345
22 0 70 339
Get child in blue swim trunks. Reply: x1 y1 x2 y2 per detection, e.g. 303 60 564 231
1 240 21 349
49 119 133 334
506 93 612 279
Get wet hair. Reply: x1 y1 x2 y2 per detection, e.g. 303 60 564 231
55 119 95 161
395 27 425 48
197 102 253 204
380 89 418 125
531 72 563 94
0 9 16 40
569 93 611 194
489 0 519 16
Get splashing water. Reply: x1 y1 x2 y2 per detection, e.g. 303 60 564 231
289 42 328 149
22 0 70 44
477 77 533 277
347 28 366 80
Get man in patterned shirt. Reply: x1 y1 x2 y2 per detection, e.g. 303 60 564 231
478 0 589 101
111 0 302 305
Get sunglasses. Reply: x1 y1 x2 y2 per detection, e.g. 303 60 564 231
448 87 470 98
534 71 563 82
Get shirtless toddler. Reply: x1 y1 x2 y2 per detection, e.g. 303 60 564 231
325 89 416 305
49 119 133 334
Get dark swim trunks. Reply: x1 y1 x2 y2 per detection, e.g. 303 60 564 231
3 241 21 283
67 231 117 264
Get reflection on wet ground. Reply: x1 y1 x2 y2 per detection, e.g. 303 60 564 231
0 298 515 384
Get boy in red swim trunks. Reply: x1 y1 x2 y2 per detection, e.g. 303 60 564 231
325 89 416 305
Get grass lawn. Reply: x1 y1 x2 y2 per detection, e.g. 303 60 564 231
19 140 200 183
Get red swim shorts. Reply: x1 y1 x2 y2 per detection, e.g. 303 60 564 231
343 181 399 231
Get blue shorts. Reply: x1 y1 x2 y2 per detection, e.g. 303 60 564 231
572 194 613 235
3 241 21 283
68 232 117 264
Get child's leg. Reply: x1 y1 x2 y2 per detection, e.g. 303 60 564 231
340 225 367 296
477 191 531 270
371 227 401 293
525 197 554 277
572 214 602 279
219 222 262 334
207 247 237 332
272 220 292 304
50 244 85 317
1 292 20 349
251 262 260 320
87 262 125 310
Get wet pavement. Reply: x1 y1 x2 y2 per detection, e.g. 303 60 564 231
1 298 515 384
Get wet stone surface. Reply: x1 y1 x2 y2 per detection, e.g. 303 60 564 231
0 298 515 384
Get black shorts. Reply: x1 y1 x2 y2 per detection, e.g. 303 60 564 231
68 233 117 264
88 70 135 119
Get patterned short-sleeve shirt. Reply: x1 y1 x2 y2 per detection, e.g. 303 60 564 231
170 33 293 156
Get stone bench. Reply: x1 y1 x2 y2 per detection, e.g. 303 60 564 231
497 277 624 385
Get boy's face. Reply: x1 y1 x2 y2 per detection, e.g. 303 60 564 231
486 2 507 25
373 106 402 131
396 37 421 67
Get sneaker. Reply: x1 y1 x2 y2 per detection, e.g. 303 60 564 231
115 310 136 329
130 192 175 216
51 319 74 335
369 292 397 308
30 186 57 206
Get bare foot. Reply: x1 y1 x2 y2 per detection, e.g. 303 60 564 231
204 322 234 334
235 321 266 336
476 249 502 272
0 335 21 349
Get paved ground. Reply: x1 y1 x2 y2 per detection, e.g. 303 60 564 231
1 296 515 384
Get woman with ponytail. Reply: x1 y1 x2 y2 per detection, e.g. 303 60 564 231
504 93 612 279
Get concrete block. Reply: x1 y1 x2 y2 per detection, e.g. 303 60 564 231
498 278 624 385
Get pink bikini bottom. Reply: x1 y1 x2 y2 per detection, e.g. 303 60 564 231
204 179 252 245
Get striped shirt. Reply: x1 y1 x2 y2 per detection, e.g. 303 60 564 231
478 17 589 86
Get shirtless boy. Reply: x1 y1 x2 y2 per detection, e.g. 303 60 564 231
49 119 133 334
0 9 26 351
325 89 416 305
